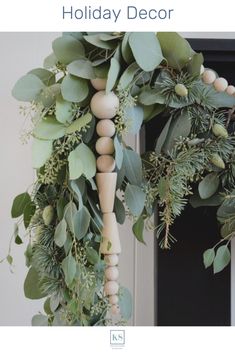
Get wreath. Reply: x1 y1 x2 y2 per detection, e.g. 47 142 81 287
6 32 235 326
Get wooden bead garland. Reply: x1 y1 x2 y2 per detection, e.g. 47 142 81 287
91 85 121 315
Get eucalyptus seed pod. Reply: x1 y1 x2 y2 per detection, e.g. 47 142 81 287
210 154 225 169
212 123 228 138
174 83 188 97
42 205 54 226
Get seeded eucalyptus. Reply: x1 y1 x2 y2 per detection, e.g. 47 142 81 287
5 32 235 325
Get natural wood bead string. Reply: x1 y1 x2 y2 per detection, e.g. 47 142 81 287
91 85 121 315
202 66 235 95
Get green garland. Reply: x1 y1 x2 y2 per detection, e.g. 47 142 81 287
5 31 235 325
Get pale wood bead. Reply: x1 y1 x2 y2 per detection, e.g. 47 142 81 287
213 77 228 92
91 78 107 91
226 85 235 96
96 173 117 213
96 119 115 137
95 137 114 155
104 281 119 296
100 213 121 254
109 295 119 305
111 304 120 315
104 254 119 266
97 155 115 172
90 91 119 120
105 266 119 281
202 70 216 84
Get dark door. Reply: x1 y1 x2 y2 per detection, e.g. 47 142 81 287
144 38 235 326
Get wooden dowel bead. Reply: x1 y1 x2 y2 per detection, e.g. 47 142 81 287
105 266 119 281
95 137 114 155
111 304 120 315
96 119 116 137
202 70 216 84
104 281 119 296
90 78 107 91
213 77 228 92
90 91 119 120
109 295 119 305
104 254 119 266
96 172 117 213
97 155 115 172
100 213 121 254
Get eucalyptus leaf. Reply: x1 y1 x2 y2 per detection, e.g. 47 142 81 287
155 117 172 154
61 74 89 103
124 105 143 134
213 245 231 274
132 216 145 244
125 184 146 217
74 206 91 240
57 197 68 221
68 143 96 180
86 247 99 265
32 314 48 326
106 58 120 93
11 192 31 218
54 219 67 247
187 53 204 76
121 32 134 64
66 113 92 134
43 53 58 69
32 138 53 168
67 59 96 79
129 32 163 72
157 32 194 69
123 149 142 185
36 83 61 108
61 253 77 286
190 192 223 208
64 201 77 233
28 68 55 86
33 117 66 140
203 248 215 269
114 135 123 170
119 62 139 89
55 96 73 123
12 74 45 102
84 34 117 50
24 267 46 299
23 201 36 228
198 173 219 199
114 196 126 225
52 36 85 64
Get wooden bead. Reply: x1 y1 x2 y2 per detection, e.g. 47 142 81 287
90 91 119 120
91 78 107 91
97 155 115 172
202 70 216 84
96 119 115 137
214 77 228 92
100 213 121 254
111 305 120 315
104 281 119 296
226 85 235 96
104 254 119 266
96 173 117 213
105 266 119 281
109 295 119 305
95 137 114 155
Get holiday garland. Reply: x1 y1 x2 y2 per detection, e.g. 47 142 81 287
5 32 235 325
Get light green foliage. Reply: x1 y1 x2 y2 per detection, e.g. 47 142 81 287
68 143 96 180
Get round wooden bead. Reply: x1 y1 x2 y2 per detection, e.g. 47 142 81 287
95 137 114 155
104 281 119 296
226 85 235 96
214 77 228 92
90 91 119 120
202 70 216 84
109 295 119 305
104 254 119 266
200 65 205 75
105 266 119 281
96 119 115 137
91 78 107 91
97 155 115 172
111 304 120 315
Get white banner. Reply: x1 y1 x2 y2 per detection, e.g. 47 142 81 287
1 0 235 31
